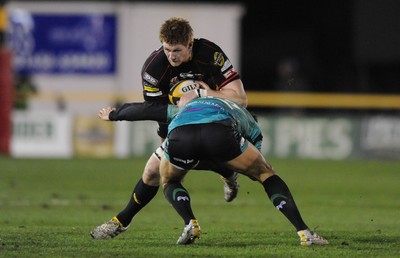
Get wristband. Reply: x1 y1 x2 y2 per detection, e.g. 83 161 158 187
196 88 207 97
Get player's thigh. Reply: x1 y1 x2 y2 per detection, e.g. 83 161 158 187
166 125 201 169
227 143 275 182
160 156 188 185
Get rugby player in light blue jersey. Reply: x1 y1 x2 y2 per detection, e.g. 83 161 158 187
98 96 328 246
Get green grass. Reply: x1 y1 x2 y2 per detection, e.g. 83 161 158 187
1 157 400 257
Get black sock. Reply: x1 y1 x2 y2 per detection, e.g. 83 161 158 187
163 181 195 225
262 175 308 231
116 178 159 227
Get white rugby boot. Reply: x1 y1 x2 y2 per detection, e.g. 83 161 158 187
90 216 129 239
221 172 239 202
297 228 329 246
177 219 201 245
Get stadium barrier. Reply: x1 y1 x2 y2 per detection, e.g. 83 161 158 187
15 91 398 159
246 92 400 109
29 91 400 110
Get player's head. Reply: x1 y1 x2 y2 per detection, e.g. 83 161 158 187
159 17 194 67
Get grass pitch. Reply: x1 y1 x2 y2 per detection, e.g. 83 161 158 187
1 156 399 257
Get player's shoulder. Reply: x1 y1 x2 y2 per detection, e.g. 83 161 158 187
142 46 169 84
193 38 230 69
143 46 169 68
194 38 223 53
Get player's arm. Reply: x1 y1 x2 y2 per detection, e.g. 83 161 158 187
178 79 248 108
200 79 248 107
98 102 169 122
178 40 248 108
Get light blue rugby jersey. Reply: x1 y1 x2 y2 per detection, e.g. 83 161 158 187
166 97 262 149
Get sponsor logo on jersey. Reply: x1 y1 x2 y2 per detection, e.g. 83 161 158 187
223 68 236 79
179 72 204 81
214 52 225 67
221 59 232 72
144 84 160 92
180 72 195 79
173 157 195 165
143 72 158 85
145 91 163 97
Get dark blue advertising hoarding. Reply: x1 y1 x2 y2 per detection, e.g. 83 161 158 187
8 12 117 75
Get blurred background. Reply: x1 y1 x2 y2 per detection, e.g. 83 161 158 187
241 0 400 94
0 0 399 160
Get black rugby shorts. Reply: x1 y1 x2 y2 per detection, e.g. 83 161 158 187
166 123 243 169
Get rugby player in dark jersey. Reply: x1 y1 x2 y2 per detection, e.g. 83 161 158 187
90 17 247 239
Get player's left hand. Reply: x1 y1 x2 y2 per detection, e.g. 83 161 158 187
178 90 198 108
197 81 211 91
177 81 212 108
98 107 116 120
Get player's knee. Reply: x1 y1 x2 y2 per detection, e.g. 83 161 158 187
142 156 161 185
246 159 275 182
257 163 276 182
142 168 161 185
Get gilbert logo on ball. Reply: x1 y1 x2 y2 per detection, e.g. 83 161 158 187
169 80 199 105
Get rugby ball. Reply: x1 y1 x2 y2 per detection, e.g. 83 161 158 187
169 80 199 105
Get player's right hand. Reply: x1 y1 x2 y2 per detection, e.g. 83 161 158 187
98 107 116 121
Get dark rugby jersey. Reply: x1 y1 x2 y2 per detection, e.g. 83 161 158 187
141 38 240 104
